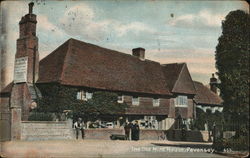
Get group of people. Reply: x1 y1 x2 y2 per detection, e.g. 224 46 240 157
124 121 140 141
73 118 141 141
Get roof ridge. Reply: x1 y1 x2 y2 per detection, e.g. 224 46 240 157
185 64 196 94
193 80 203 84
59 38 72 83
172 63 186 92
40 39 72 62
67 38 162 64
161 62 186 66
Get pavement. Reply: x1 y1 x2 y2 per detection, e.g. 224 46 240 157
0 140 232 158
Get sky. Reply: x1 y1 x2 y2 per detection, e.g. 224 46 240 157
0 0 249 87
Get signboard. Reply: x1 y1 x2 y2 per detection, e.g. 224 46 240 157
14 57 28 83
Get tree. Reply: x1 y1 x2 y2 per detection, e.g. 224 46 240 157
36 84 77 119
215 10 249 145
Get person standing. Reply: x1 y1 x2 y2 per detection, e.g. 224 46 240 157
124 122 131 140
74 118 85 139
131 121 140 141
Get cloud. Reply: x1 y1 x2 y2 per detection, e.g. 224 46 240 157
37 15 65 37
145 48 217 78
115 22 155 37
169 9 225 28
59 3 155 41
199 10 225 27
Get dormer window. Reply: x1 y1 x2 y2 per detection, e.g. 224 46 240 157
77 90 93 101
153 98 160 107
175 95 188 107
117 95 124 103
132 97 139 106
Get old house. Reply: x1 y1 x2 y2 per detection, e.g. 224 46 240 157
37 38 197 130
0 3 223 141
194 75 223 113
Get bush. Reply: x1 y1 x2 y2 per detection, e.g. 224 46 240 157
226 136 249 151
213 136 249 152
212 138 226 152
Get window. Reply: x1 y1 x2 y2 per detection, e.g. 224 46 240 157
132 97 139 106
117 95 124 103
76 90 92 100
86 92 93 100
77 90 85 100
153 98 160 107
175 95 188 107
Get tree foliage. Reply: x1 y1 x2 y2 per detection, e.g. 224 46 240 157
35 84 128 122
215 10 249 147
36 84 76 116
193 108 223 131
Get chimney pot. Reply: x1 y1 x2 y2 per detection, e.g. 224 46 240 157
210 73 218 94
29 2 34 14
132 48 145 60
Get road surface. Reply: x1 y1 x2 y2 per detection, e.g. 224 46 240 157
1 140 227 158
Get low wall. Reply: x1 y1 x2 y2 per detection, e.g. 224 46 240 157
166 130 210 142
21 121 168 140
84 129 123 140
84 129 166 140
22 121 211 141
140 130 166 140
21 121 74 141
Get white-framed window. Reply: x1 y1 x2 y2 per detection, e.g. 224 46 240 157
175 95 188 107
76 90 93 101
153 98 160 107
117 95 124 103
86 92 93 100
77 90 85 100
132 97 139 106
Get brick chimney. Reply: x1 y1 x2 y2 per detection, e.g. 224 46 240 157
16 2 39 83
210 73 218 94
132 48 145 60
10 2 39 140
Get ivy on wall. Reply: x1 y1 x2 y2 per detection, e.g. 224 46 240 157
34 83 128 122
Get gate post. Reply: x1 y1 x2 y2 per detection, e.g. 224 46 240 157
10 84 24 140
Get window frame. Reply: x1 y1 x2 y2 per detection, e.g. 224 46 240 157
175 95 188 107
153 98 160 107
132 96 139 106
76 90 93 101
117 95 124 103
85 92 93 100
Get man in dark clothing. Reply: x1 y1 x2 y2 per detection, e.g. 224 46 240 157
124 122 131 140
131 121 140 141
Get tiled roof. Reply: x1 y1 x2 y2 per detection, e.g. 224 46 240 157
0 82 14 95
193 81 223 106
38 38 171 95
162 63 196 94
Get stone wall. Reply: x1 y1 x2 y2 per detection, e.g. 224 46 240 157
21 121 170 141
140 130 166 140
21 121 74 141
84 129 123 140
84 129 166 140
